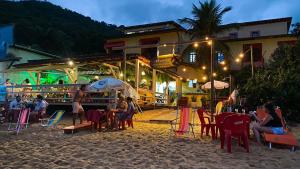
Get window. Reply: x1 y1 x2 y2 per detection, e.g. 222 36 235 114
250 31 260 38
189 52 196 63
243 43 262 62
140 37 160 60
188 79 197 88
229 32 238 39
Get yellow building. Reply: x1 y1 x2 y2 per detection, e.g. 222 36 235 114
106 17 297 97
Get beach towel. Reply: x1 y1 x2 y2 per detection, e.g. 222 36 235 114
176 107 190 135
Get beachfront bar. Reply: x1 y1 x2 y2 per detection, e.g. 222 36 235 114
1 53 180 109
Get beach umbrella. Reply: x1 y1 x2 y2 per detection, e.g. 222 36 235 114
88 77 139 99
201 80 229 90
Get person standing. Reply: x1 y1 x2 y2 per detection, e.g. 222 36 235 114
72 84 86 125
5 79 12 99
22 79 32 97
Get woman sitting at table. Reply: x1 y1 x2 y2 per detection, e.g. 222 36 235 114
252 102 283 144
115 96 128 129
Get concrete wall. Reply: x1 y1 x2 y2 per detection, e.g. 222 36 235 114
227 36 297 70
107 32 180 55
1 47 56 84
217 22 288 39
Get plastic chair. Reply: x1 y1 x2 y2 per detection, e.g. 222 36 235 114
197 108 216 139
8 108 30 134
39 110 65 128
263 109 299 151
215 101 223 115
170 107 195 138
215 112 235 140
221 114 250 153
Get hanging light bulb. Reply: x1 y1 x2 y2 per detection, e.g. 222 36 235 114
119 72 124 77
235 58 241 63
68 61 74 66
193 43 199 48
141 71 146 76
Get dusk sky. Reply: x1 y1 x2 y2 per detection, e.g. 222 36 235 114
49 0 300 26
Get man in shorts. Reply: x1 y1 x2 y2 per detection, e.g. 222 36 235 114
72 84 86 125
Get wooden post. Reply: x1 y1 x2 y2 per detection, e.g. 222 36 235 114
152 69 157 104
176 77 182 98
37 72 41 85
135 59 140 92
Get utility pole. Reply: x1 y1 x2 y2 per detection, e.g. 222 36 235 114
250 45 254 77
123 49 127 81
210 40 215 120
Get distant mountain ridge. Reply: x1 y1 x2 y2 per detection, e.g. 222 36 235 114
0 0 124 56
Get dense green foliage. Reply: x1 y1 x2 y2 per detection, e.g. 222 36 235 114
0 0 123 56
239 40 300 122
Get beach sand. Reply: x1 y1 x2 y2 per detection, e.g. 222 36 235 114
0 109 299 169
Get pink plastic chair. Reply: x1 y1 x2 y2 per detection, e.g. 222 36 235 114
17 109 30 134
221 114 250 153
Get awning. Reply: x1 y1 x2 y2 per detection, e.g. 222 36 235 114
139 37 160 45
104 41 125 48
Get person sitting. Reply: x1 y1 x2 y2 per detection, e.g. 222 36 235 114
32 95 48 121
115 96 128 129
8 96 23 122
252 102 284 144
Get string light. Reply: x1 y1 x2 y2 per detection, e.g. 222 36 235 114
182 68 186 72
239 53 244 58
193 43 199 48
68 61 74 66
202 66 206 70
119 72 124 77
223 66 228 71
220 61 226 65
163 44 167 47
202 76 207 81
205 37 209 40
208 40 212 46
94 76 99 80
235 58 241 63
213 73 217 77
141 71 146 76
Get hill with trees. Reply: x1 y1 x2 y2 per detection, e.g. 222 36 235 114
0 0 124 56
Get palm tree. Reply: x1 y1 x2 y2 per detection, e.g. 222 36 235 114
179 0 237 73
179 0 236 117
179 0 232 38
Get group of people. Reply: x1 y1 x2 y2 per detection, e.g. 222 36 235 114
72 84 136 130
8 94 48 122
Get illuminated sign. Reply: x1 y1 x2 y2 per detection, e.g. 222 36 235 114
151 54 179 69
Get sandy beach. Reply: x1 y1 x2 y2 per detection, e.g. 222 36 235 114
0 109 299 169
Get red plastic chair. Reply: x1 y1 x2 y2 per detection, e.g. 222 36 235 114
221 115 250 153
197 109 216 139
215 112 235 140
